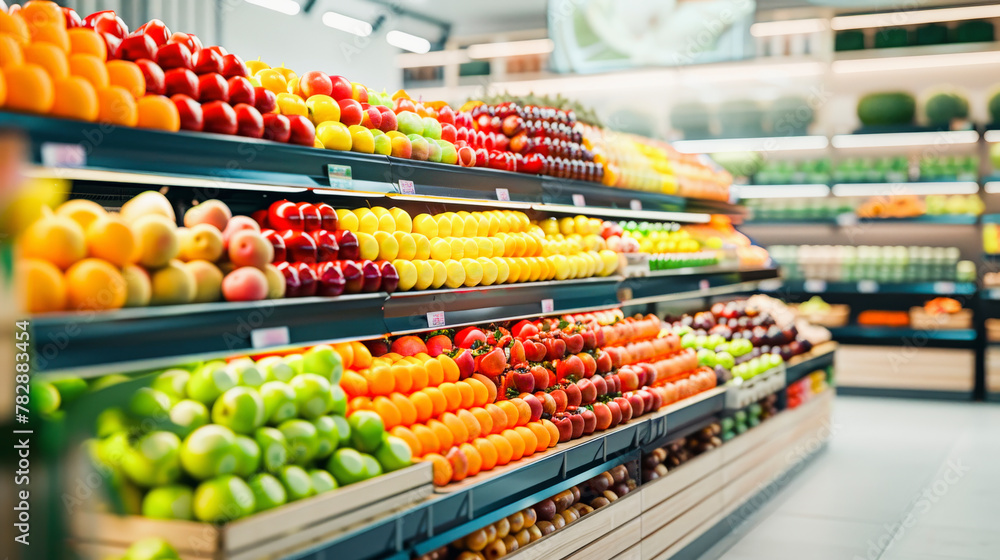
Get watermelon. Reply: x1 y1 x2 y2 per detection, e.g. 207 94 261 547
924 91 969 127
719 100 764 138
670 102 712 139
915 23 948 46
835 30 866 51
857 92 916 127
988 89 1000 124
874 27 910 49
953 20 994 43
769 96 814 136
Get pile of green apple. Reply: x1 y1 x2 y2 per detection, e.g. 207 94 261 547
678 330 753 371
731 354 784 381
87 345 412 524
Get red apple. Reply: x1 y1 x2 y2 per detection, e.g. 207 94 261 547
329 75 352 101
591 375 607 397
168 32 200 52
544 338 567 361
281 230 317 264
437 106 455 125
512 370 534 394
233 103 263 138
299 71 333 98
378 261 399 293
550 388 568 412
333 230 359 260
201 101 237 135
312 261 345 297
227 77 255 106
62 7 83 29
310 230 338 261
86 11 128 39
576 378 597 405
135 59 165 95
100 32 122 58
296 202 321 232
117 33 156 62
626 393 645 417
592 402 612 431
254 87 278 114
614 397 633 424
204 46 228 57
452 349 475 379
198 73 229 103
361 106 382 130
293 262 317 297
457 145 475 167
155 42 192 71
337 99 364 127
606 400 622 428
316 203 337 230
220 54 249 79
276 262 302 297
521 394 543 422
553 416 573 443
261 229 285 263
524 340 547 362
580 409 597 435
596 350 612 374
537 392 557 416
163 68 198 98
170 94 203 131
262 113 291 143
441 123 457 143
377 107 397 133
287 115 316 146
568 413 584 439
455 327 487 348
425 335 453 357
360 260 382 293
340 260 363 293
268 200 302 231
136 19 170 46
474 148 489 167
192 48 223 75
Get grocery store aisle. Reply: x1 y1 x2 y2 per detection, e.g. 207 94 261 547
696 396 1000 560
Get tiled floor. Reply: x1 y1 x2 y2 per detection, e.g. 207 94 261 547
697 396 1000 560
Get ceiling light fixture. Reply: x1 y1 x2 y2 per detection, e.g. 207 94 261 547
387 30 431 54
733 184 831 199
832 182 979 197
672 136 829 154
322 11 372 37
750 18 827 37
244 0 300 16
466 38 555 59
395 50 469 68
831 5 1000 31
831 130 979 149
833 50 1000 74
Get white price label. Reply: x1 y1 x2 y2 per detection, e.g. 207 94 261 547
426 311 446 328
857 280 879 293
496 188 510 202
629 199 642 211
804 279 827 293
572 194 586 207
933 281 956 294
398 180 415 195
541 299 555 314
327 164 352 189
41 142 86 167
836 213 859 227
699 279 710 292
250 327 290 349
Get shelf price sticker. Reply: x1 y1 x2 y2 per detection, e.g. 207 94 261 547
398 180 416 195
327 164 352 189
857 280 879 293
629 199 643 211
933 281 956 294
496 188 510 202
541 299 555 314
251 326 290 350
699 279 710 292
836 213 859 227
804 279 827 293
426 311 446 328
572 194 586 207
41 142 86 168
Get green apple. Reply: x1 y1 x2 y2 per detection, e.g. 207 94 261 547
361 453 382 478
152 369 191 402
260 381 298 424
129 387 172 419
680 333 697 349
309 469 338 494
254 427 288 473
212 387 265 434
228 358 267 388
123 537 180 560
193 475 256 523
233 435 261 477
278 419 319 465
330 386 347 417
180 425 238 480
407 134 430 161
248 473 287 512
186 361 239 404
96 407 133 438
435 140 458 165
279 465 313 501
374 434 412 472
397 110 424 136
328 448 368 486
373 132 391 156
313 416 340 460
290 373 333 419
348 410 385 453
426 138 442 163
331 415 351 448
303 345 343 384
141 485 194 520
283 353 305 376
715 352 735 370
256 356 295 383
697 349 717 368
89 373 130 391
421 116 442 139
121 431 182 487
169 399 209 437
51 376 88 403
94 432 130 474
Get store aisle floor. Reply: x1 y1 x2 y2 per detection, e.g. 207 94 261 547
696 396 1000 560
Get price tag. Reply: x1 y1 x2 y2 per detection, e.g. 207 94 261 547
541 299 555 314
496 188 510 202
250 326 290 349
836 213 859 227
41 142 86 167
699 279 710 292
572 194 586 207
804 279 827 293
327 164 352 189
759 279 783 292
398 180 416 195
630 199 643 211
933 281 956 294
426 311 446 328
857 280 879 293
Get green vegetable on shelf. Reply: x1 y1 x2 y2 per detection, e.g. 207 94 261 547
924 91 969 127
857 92 917 127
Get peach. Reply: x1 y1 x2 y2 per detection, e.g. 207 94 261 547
177 223 224 262
425 334 453 357
56 199 106 230
150 260 196 306
17 258 67 313
185 260 224 303
222 266 269 302
222 215 260 247
85 214 135 267
121 264 151 307
184 199 232 231
263 263 286 299
228 229 273 269
120 190 175 224
131 214 179 269
391 335 428 357
65 258 127 311
19 212 86 270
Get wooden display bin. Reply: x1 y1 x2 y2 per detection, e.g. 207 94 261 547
796 304 850 328
909 307 973 330
70 463 433 560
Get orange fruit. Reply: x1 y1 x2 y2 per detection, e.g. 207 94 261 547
456 381 475 409
422 387 447 417
411 423 440 455
423 357 443 387
340 370 369 399
381 352 402 363
510 398 531 426
463 378 490 407
487 434 513 466
351 341 373 368
471 374 497 404
24 42 67 79
448 448 468 482
18 258 67 313
409 391 434 423
0 33 24 68
514 426 538 458
372 396 402 429
51 76 98 121
437 354 460 382
18 212 85 269
391 426 422 457
0 69 5 106
96 86 137 126
456 409 482 440
541 419 560 448
31 23 69 53
527 422 550 453
427 419 454 451
64 258 127 311
332 342 355 369
470 407 493 436
0 13 30 44
67 27 106 59
136 95 179 131
84 214 134 267
366 364 394 396
484 403 508 434
348 396 372 413
501 429 526 462
390 393 417 426
460 443 482 477
496 401 519 431
68 53 108 88
473 438 498 472
439 382 462 412
423 453 452 486
440 412 469 446
390 363 414 394
106 59 144 98
409 362 429 391
20 2 64 32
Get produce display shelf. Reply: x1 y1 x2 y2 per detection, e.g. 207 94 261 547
827 326 977 348
618 267 780 306
982 213 1000 224
745 215 979 226
982 288 1000 301
784 341 838 385
759 280 977 296
835 386 974 400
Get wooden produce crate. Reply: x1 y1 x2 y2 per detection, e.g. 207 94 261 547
797 304 850 328
70 463 432 560
909 307 973 330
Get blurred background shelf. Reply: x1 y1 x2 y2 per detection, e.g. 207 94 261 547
826 326 977 348
758 280 977 296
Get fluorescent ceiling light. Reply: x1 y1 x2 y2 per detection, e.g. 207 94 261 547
466 39 555 59
832 182 979 197
387 30 431 54
322 12 372 37
984 130 1000 143
396 50 469 68
733 184 830 199
831 130 979 149
672 136 829 154
831 5 1000 31
678 61 824 84
244 0 300 16
984 182 1000 194
750 18 827 37
833 50 1000 73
